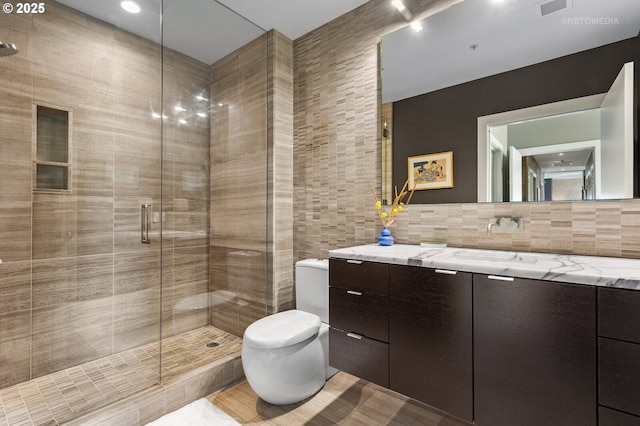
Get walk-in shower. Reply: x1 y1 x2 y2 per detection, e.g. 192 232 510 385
0 1 272 424
0 41 17 57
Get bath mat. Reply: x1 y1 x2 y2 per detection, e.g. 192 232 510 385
145 398 240 426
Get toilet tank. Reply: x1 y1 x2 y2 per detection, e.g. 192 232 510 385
295 259 329 323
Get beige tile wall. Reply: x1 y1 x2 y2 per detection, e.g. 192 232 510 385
267 31 295 313
209 30 294 335
0 8 34 387
389 200 640 259
293 0 402 259
209 34 269 337
293 0 640 261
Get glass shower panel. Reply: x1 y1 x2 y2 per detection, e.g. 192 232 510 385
0 0 163 420
160 0 268 376
208 34 270 338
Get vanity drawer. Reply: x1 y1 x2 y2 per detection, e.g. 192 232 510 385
329 258 388 296
329 287 388 342
599 337 640 417
598 287 640 343
599 407 640 426
329 327 389 388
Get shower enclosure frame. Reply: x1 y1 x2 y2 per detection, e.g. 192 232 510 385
0 0 273 422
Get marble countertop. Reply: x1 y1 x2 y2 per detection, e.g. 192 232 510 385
328 244 640 290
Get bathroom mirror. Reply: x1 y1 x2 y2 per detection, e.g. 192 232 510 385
477 62 634 202
380 0 640 204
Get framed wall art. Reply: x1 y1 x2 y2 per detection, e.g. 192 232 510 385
408 151 453 190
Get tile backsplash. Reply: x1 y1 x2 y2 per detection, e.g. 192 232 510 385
393 200 640 259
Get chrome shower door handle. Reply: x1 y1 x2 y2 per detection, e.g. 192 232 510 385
141 204 151 244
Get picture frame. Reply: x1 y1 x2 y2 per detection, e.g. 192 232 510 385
408 151 453 190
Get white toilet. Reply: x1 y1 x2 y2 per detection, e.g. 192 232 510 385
241 258 338 405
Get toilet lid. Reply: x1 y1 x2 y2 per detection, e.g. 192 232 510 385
243 310 321 350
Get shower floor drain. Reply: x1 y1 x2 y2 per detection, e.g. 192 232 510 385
206 342 220 348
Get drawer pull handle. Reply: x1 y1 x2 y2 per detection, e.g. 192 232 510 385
346 260 363 264
435 269 457 275
346 290 363 296
488 275 514 282
347 333 363 340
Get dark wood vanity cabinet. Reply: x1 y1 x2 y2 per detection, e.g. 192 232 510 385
389 265 473 422
329 254 640 426
598 287 640 424
473 275 597 426
329 258 389 387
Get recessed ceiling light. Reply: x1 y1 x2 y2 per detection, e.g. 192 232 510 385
121 1 140 14
411 21 423 32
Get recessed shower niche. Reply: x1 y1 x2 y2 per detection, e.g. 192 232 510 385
33 103 72 191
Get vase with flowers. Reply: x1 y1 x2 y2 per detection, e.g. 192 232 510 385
371 180 416 246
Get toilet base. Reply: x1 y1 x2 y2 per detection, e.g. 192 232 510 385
242 333 326 405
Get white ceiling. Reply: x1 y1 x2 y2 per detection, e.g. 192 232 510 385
381 0 640 102
491 107 600 173
56 0 370 65
533 149 593 175
215 0 371 41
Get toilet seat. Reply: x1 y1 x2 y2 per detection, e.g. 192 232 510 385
243 310 321 350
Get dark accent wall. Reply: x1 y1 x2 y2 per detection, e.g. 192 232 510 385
393 37 639 204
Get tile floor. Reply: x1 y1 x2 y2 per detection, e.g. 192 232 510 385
208 372 472 426
0 326 241 426
2 325 472 426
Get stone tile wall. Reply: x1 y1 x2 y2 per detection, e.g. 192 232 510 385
209 34 269 336
209 30 294 336
293 0 405 260
267 31 295 313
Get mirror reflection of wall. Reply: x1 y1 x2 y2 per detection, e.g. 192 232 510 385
489 108 600 202
479 61 634 202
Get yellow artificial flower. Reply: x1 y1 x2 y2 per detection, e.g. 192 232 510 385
370 181 416 228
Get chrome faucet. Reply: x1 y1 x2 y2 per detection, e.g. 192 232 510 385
487 221 496 235
488 217 523 235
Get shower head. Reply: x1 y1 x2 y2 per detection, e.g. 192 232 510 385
0 41 18 57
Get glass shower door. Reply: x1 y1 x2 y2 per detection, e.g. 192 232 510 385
0 0 163 421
